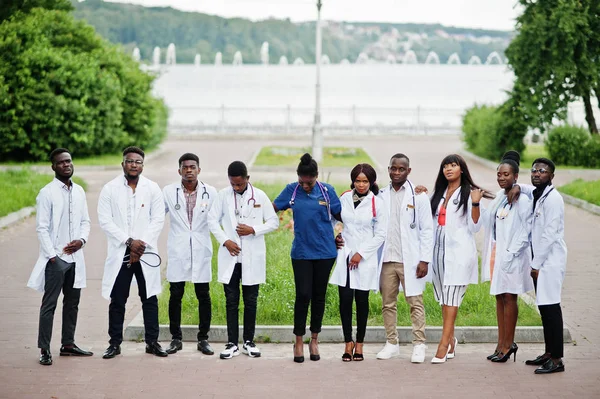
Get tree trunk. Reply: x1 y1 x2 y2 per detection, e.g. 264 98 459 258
583 94 598 134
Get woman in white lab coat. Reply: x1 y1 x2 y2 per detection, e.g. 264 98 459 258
429 154 493 363
480 151 534 363
330 163 388 361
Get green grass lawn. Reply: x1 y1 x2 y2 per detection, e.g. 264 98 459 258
158 181 541 328
253 146 375 168
559 179 600 206
0 169 87 218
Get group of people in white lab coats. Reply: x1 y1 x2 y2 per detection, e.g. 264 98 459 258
28 147 567 375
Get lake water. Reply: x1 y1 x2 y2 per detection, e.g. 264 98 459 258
151 64 591 133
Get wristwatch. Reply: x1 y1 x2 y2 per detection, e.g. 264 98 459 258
126 237 133 247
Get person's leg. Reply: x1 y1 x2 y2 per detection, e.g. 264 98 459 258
502 293 518 354
539 304 552 356
168 282 185 341
338 284 354 343
133 263 159 344
194 282 212 342
309 258 335 358
241 283 259 343
38 260 66 350
435 305 459 359
223 263 242 344
60 262 81 346
494 295 505 355
108 261 135 347
380 262 401 345
543 303 564 361
291 258 313 358
354 288 369 358
399 262 426 345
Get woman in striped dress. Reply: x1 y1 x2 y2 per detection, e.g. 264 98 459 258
429 154 493 363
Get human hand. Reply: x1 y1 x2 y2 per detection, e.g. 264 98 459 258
348 253 362 270
224 240 242 257
530 268 539 280
63 240 83 255
415 185 429 195
416 261 428 279
335 233 345 249
507 184 521 204
236 224 255 237
470 188 484 203
130 239 146 257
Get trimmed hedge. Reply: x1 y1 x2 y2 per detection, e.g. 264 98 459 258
546 125 600 168
0 8 168 161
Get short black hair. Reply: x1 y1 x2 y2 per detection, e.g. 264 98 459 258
179 153 199 167
228 161 248 177
532 157 556 173
49 148 71 164
390 153 410 166
123 146 145 159
296 153 318 177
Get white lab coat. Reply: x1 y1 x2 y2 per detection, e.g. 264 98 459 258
208 184 279 286
378 181 434 296
521 184 567 305
481 190 534 295
330 191 388 291
432 187 482 285
163 181 218 283
98 175 165 300
28 179 91 292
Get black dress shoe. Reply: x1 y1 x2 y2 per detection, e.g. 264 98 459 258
166 339 182 354
197 340 214 355
526 354 551 366
146 341 168 357
39 349 52 366
60 344 93 357
102 345 121 359
535 359 565 374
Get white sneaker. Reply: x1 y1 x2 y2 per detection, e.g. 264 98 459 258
242 341 261 358
376 342 400 360
411 343 427 363
219 343 240 359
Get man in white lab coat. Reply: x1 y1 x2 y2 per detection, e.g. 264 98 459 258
28 148 93 365
162 153 218 355
376 154 434 363
98 146 167 359
208 161 279 359
514 158 567 374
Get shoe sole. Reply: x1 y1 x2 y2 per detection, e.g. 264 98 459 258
59 352 93 357
376 353 400 360
220 351 240 359
411 358 425 363
242 349 261 358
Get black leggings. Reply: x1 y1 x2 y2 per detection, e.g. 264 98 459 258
291 258 335 336
338 267 370 343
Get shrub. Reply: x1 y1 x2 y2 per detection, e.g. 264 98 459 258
545 125 591 167
0 9 168 161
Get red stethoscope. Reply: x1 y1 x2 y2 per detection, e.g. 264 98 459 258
234 183 256 218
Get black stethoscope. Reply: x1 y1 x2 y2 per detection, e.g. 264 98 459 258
174 182 209 211
534 186 554 218
234 183 256 218
289 181 332 220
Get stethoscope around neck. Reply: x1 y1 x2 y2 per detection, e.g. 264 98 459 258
391 181 417 229
234 183 256 218
289 180 331 220
174 181 209 211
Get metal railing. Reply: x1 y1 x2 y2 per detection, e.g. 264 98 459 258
167 105 464 136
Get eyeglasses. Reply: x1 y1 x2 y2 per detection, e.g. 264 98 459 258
530 168 549 174
124 159 144 165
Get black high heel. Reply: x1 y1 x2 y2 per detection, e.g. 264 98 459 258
293 344 304 363
309 338 320 361
342 341 354 362
487 350 500 360
491 343 518 363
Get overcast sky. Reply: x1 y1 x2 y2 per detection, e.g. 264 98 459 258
103 0 521 31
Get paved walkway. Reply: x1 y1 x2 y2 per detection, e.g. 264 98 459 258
1 136 599 399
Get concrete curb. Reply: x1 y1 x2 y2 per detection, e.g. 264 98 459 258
460 149 600 216
124 311 571 344
0 207 35 229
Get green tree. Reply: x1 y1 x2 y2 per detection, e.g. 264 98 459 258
506 0 599 134
0 0 73 22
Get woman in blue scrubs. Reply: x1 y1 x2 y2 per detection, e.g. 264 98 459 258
273 153 342 363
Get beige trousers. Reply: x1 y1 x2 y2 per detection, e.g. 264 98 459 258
380 261 426 345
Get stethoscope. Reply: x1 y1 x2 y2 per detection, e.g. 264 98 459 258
534 186 554 218
389 182 417 229
234 183 256 218
289 180 332 220
174 182 209 211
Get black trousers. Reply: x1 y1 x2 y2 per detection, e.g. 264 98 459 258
38 259 80 350
339 267 370 343
539 303 564 358
169 281 211 341
108 250 159 346
223 263 259 344
291 258 335 336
